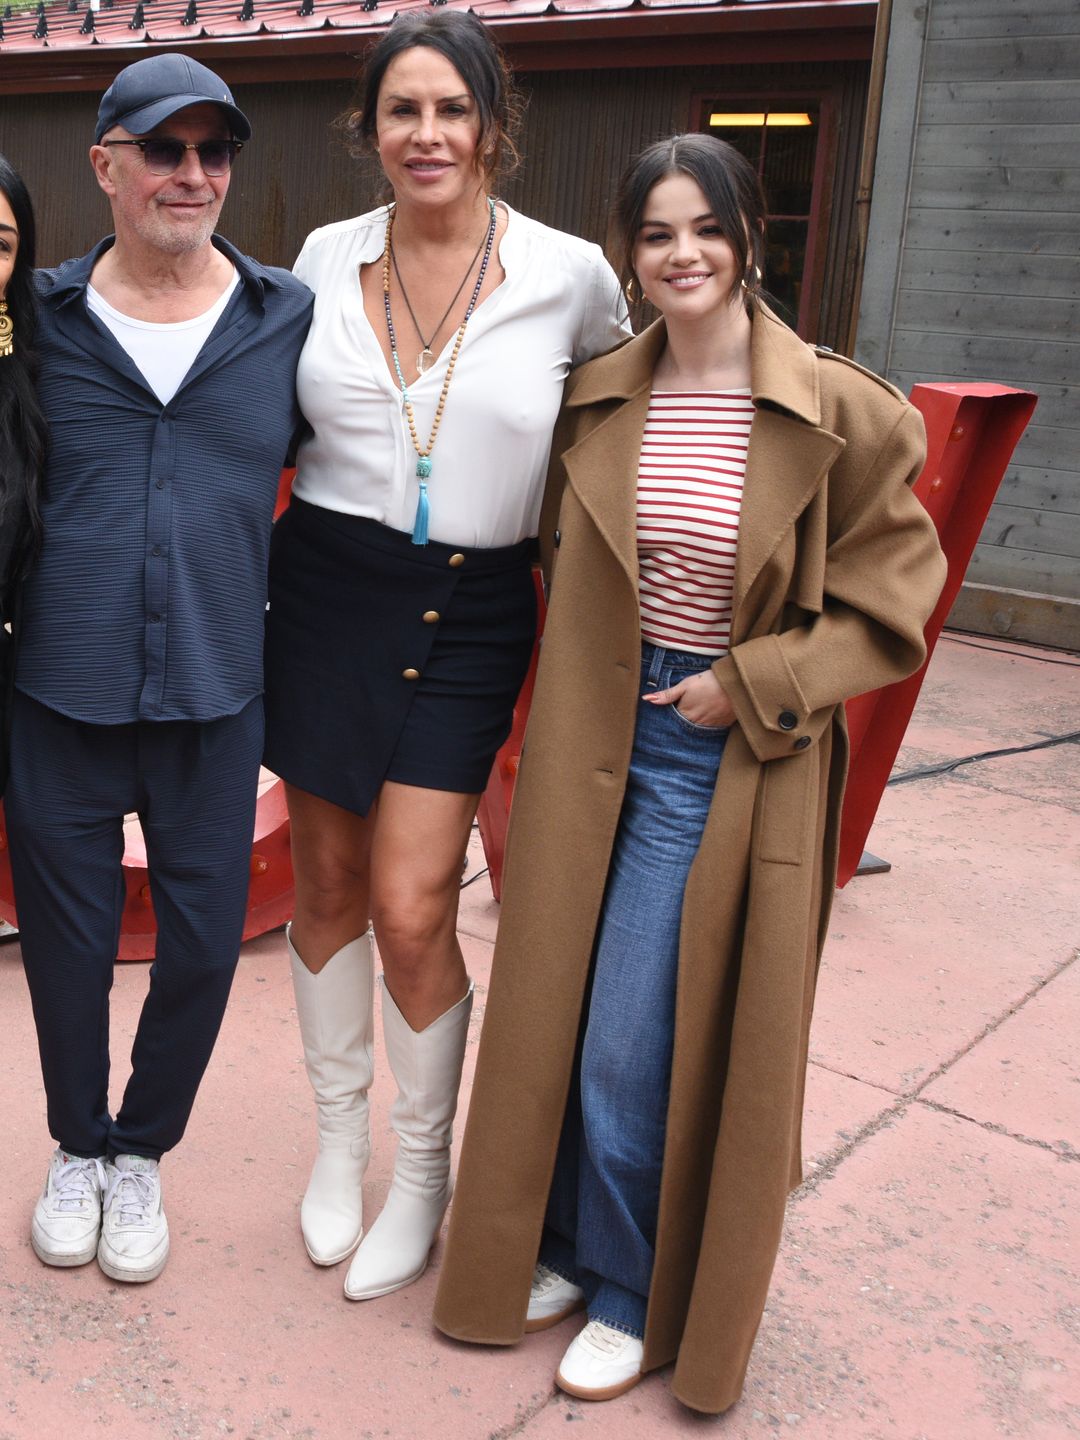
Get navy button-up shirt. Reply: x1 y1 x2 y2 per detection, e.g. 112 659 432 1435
17 235 313 725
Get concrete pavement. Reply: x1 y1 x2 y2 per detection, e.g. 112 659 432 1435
0 630 1076 1439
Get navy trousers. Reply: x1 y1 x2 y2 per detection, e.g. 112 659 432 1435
5 691 263 1160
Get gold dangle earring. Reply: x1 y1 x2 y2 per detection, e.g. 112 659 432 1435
0 298 13 359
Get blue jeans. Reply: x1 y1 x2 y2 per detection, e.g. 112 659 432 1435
540 641 729 1337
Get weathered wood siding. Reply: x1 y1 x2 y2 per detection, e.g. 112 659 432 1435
868 0 1080 608
0 58 868 348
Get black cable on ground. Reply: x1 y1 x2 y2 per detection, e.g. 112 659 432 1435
941 633 1080 669
887 730 1080 787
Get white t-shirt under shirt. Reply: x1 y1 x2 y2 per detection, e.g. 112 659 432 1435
291 204 630 550
86 269 240 405
637 389 755 657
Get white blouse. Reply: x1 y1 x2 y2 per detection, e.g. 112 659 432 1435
291 204 630 549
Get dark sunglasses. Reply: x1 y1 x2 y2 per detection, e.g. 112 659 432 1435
102 138 243 177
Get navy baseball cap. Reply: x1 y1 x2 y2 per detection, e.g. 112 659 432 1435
95 54 251 144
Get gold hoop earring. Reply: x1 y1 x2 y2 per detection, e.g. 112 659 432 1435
741 264 763 294
625 275 640 305
0 299 13 359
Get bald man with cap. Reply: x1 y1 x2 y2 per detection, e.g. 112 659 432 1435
7 54 312 1283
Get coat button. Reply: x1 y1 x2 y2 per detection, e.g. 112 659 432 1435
402 668 420 680
422 610 440 623
794 735 811 750
778 710 798 730
448 553 465 568
553 529 561 548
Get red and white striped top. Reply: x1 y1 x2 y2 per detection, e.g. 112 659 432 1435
637 389 754 655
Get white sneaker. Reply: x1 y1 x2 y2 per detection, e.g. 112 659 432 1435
97 1156 170 1284
555 1319 644 1401
525 1263 586 1333
31 1148 106 1267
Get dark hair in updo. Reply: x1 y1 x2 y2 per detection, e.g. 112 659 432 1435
341 11 523 186
0 153 46 591
614 133 768 308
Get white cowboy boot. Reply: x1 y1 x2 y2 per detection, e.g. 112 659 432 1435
289 924 374 1265
344 977 473 1300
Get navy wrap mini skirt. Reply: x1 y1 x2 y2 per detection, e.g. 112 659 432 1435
264 497 537 817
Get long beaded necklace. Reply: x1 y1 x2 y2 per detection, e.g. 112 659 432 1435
382 197 498 546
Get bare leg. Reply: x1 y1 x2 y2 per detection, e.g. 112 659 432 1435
285 784 374 974
369 781 480 1032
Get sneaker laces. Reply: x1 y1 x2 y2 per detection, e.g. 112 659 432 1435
580 1320 629 1356
104 1168 158 1227
532 1263 567 1296
52 1155 106 1213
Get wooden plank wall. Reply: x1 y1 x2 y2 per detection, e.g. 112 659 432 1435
884 0 1080 604
0 58 868 350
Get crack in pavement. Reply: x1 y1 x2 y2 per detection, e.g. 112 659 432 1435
796 946 1080 1196
487 1388 559 1439
805 1059 903 1097
901 945 1078 1103
913 1094 1079 1161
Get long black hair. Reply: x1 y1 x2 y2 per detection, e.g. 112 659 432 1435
0 153 46 592
614 134 768 310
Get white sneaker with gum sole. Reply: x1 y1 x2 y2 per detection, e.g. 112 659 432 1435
555 1319 644 1401
525 1263 586 1333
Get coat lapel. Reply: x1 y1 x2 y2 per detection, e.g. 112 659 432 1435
734 307 845 617
561 391 649 594
557 324 665 593
734 410 845 616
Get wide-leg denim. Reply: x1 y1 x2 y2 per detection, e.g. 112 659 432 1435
540 641 729 1337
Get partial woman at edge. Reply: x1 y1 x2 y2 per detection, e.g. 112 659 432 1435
434 134 947 1413
0 156 46 796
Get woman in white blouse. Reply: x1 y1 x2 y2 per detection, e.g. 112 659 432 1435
263 10 627 1303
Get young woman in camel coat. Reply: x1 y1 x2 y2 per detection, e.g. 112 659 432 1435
434 135 946 1414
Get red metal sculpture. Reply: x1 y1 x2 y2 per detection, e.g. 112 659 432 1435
836 382 1037 885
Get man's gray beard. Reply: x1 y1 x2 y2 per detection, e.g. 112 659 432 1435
155 219 219 255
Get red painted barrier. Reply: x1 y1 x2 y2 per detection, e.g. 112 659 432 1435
474 569 546 901
836 383 1037 886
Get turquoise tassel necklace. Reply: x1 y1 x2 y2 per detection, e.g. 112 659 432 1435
382 198 498 546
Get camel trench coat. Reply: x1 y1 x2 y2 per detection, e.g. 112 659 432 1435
434 306 947 1414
